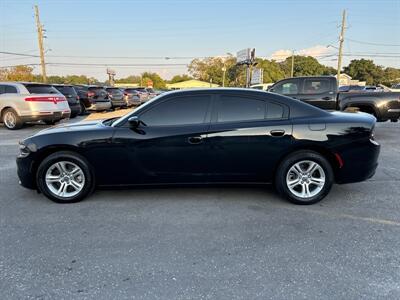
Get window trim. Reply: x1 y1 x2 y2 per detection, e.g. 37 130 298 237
135 94 213 128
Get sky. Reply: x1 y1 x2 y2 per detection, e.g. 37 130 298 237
1 0 399 81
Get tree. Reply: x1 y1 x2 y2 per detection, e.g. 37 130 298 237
280 56 335 77
254 58 286 83
382 67 400 86
343 59 384 85
140 72 166 89
188 55 246 87
115 75 141 84
1 65 36 82
169 74 192 83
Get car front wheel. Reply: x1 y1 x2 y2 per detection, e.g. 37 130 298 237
36 151 94 203
275 151 334 205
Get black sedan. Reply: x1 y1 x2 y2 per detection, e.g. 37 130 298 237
17 89 380 204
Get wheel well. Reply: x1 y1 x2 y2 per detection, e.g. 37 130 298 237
32 146 83 177
346 104 378 117
0 106 13 121
274 146 341 182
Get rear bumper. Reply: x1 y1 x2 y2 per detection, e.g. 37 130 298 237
386 109 400 120
69 103 81 115
20 111 70 123
88 101 112 111
110 99 126 107
335 139 380 184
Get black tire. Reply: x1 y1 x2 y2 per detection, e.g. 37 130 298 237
36 151 95 203
2 108 23 130
275 150 334 205
44 120 57 126
79 102 87 115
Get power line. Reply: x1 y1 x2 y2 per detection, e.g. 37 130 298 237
0 51 39 57
347 38 400 47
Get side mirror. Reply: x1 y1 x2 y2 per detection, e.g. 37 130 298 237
128 116 141 128
269 88 274 92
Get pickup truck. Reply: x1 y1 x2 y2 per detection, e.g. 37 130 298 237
268 76 400 122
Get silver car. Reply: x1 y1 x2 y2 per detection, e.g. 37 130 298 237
0 82 71 130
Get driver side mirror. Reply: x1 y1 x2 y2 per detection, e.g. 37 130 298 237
128 116 141 128
269 88 274 92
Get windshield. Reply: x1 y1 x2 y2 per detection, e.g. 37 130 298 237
24 84 59 94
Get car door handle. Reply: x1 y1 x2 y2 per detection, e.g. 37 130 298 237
270 130 285 137
188 136 203 144
322 96 332 100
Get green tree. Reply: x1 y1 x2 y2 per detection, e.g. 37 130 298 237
255 58 286 83
140 72 166 89
280 56 333 77
382 67 400 86
115 75 141 84
343 59 384 85
2 65 35 81
169 74 192 83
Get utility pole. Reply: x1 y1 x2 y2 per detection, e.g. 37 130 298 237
290 50 295 77
337 9 346 82
222 66 226 87
34 5 47 83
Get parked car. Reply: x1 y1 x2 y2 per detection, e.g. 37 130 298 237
74 85 111 111
250 83 274 90
0 82 70 130
128 87 150 102
268 76 400 122
121 88 142 106
145 87 159 99
17 88 379 204
104 87 125 108
52 84 81 118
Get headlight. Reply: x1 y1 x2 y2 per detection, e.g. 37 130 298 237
18 142 37 158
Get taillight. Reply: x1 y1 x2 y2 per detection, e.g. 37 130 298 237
25 96 66 103
87 91 95 97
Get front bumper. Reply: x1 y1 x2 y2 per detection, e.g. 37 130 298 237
16 155 36 189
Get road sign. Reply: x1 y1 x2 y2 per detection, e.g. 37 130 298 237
237 48 250 64
106 68 116 76
251 68 263 85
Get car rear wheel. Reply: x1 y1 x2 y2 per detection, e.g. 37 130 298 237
2 108 23 130
37 151 94 203
275 151 333 205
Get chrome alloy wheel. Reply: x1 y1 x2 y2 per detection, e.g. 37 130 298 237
4 111 16 128
286 160 325 199
45 161 85 198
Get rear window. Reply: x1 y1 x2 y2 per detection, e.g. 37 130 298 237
23 84 59 94
125 89 139 93
88 87 105 92
106 88 122 94
54 86 77 95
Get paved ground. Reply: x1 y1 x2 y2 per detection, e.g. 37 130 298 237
0 118 399 299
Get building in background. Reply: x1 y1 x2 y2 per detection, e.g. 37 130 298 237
166 79 219 90
335 73 366 87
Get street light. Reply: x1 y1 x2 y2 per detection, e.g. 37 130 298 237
222 66 226 87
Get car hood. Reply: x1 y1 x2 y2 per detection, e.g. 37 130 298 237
33 120 104 136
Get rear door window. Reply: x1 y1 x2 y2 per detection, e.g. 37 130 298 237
0 85 5 94
303 79 331 94
5 86 18 93
216 95 266 123
23 84 59 94
266 102 285 119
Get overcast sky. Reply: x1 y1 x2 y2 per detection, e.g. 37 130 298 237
1 0 399 81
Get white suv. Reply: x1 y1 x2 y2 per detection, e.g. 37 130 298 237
0 82 71 130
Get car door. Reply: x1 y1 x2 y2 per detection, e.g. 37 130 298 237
206 93 293 183
112 94 213 184
297 78 336 110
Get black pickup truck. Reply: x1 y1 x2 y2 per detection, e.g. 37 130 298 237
268 76 400 122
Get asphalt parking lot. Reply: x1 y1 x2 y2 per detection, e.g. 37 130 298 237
1 118 399 299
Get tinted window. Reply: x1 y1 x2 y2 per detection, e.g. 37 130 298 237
217 96 265 123
267 102 284 119
0 85 5 94
54 86 77 96
106 88 123 94
5 85 17 93
125 89 139 93
303 79 330 94
23 84 58 94
273 81 298 95
140 95 211 126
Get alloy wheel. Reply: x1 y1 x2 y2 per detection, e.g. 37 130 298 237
4 111 16 129
45 161 85 198
286 160 325 199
